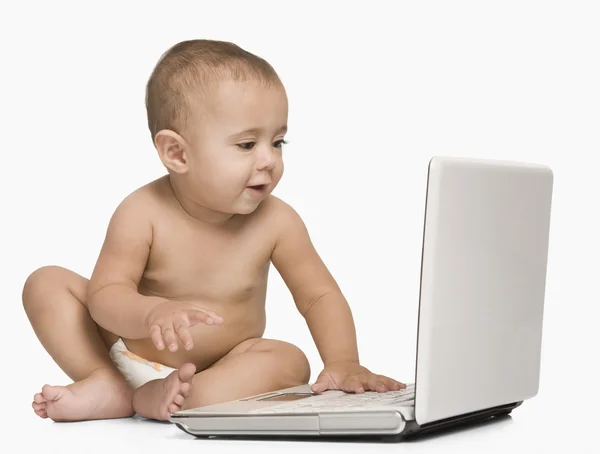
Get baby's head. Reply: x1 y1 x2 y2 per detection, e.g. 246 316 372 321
145 39 288 220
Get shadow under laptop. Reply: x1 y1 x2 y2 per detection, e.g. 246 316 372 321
175 414 513 443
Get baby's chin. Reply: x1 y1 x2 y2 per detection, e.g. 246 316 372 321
232 195 270 215
234 202 264 216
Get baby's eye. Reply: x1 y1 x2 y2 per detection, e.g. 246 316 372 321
237 142 256 150
273 139 288 149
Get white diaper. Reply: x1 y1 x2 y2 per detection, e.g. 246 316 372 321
109 338 176 389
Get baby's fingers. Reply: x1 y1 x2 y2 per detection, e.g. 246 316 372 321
174 322 193 351
150 325 164 350
342 376 365 394
382 377 406 390
162 326 178 352
188 305 223 324
187 310 223 326
203 309 223 323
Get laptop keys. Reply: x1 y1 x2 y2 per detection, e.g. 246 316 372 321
250 384 415 413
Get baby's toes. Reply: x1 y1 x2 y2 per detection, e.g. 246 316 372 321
33 392 46 403
180 382 192 396
168 403 180 414
178 363 196 383
32 401 48 418
173 394 185 406
32 401 46 411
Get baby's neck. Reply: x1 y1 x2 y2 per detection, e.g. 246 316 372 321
166 176 236 226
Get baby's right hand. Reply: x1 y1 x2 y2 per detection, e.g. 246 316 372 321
144 300 224 352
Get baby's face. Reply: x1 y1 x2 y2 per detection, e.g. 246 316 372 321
183 79 288 216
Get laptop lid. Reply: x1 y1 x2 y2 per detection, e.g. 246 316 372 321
414 157 553 425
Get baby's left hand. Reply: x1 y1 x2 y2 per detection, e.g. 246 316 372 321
310 361 406 394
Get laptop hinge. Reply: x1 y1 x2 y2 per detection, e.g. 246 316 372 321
403 401 522 437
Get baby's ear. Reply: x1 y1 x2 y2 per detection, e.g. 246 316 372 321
154 129 188 173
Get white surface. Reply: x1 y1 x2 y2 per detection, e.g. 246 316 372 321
1 0 598 452
416 157 553 424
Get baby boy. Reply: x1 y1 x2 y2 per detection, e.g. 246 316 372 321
23 39 405 422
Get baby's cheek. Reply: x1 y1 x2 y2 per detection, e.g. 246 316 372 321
274 162 284 181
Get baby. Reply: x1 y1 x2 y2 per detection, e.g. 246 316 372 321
23 39 405 422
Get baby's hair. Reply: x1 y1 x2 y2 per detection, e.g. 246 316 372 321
145 39 281 144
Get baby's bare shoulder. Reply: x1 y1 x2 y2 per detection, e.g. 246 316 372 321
258 195 307 231
88 177 169 294
126 176 168 205
108 176 168 229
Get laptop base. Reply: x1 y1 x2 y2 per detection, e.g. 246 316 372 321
173 401 522 442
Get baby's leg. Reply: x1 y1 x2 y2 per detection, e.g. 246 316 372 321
186 338 311 407
132 338 310 420
23 265 134 421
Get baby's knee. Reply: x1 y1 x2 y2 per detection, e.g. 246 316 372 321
266 340 311 386
22 266 76 311
23 266 63 300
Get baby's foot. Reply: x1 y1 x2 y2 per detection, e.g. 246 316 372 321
132 363 196 421
31 369 134 421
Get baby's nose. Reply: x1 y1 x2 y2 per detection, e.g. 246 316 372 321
257 147 277 170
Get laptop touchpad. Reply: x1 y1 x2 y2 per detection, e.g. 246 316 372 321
257 393 315 402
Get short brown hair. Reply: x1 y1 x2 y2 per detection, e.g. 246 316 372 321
145 39 281 144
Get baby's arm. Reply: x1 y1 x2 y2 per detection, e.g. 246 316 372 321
271 199 405 393
87 191 165 339
271 200 360 366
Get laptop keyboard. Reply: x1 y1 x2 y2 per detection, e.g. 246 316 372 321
250 384 415 414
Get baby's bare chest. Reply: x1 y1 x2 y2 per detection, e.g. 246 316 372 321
139 216 275 304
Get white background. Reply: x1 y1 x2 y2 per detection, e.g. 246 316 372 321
1 0 598 452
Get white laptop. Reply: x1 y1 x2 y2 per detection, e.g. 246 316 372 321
170 156 554 440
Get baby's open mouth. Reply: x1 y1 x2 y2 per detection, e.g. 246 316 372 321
248 184 266 190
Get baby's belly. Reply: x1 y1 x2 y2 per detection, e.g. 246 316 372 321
122 299 266 371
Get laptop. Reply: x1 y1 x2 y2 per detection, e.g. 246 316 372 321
170 156 554 440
